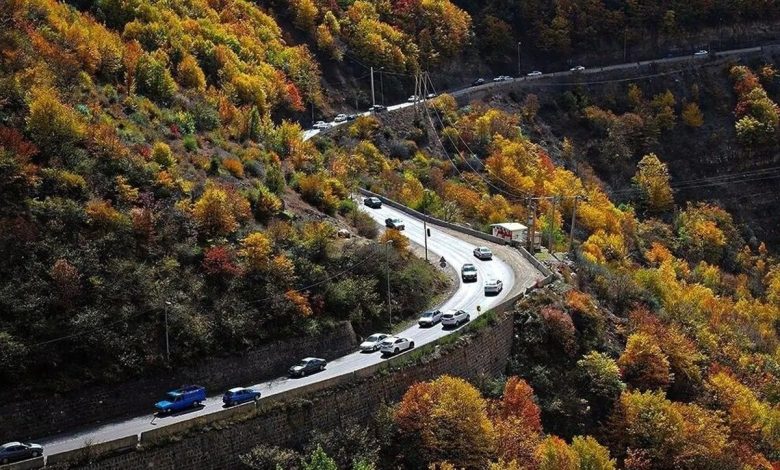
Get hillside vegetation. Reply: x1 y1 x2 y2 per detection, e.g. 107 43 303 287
0 0 447 394
306 87 780 467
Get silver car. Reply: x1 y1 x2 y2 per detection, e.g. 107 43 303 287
418 310 443 327
360 333 390 352
484 279 503 295
473 247 493 260
441 309 470 328
0 442 43 464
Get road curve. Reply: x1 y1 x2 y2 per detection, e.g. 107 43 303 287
39 203 542 457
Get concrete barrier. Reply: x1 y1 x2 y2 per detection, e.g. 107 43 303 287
47 434 139 466
0 457 43 470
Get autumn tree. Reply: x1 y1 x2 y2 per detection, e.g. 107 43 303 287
192 185 251 236
617 332 672 391
177 55 206 91
632 154 674 213
394 376 496 468
577 351 625 419
26 87 85 157
493 377 542 465
571 436 616 470
536 436 578 470
681 102 703 128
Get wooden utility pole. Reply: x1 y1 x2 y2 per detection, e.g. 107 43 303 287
526 198 537 253
370 66 375 107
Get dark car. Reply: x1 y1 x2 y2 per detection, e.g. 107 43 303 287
222 387 261 406
461 263 478 282
385 218 405 230
0 442 43 464
472 78 485 86
346 114 358 121
369 104 387 113
364 197 382 209
154 385 206 414
289 357 327 377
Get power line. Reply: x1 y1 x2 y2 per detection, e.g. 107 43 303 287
26 248 380 349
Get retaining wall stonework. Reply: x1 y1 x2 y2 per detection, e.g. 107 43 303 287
47 305 520 469
0 323 357 442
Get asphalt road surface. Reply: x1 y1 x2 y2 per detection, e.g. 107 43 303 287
39 203 540 457
305 45 770 138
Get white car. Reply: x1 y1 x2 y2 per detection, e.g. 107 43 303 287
418 310 443 327
380 336 414 355
334 114 348 122
694 49 709 57
492 75 512 82
484 279 504 295
426 93 437 99
473 247 493 260
441 309 470 328
570 65 585 72
360 333 390 352
407 95 419 102
526 70 543 77
312 121 330 129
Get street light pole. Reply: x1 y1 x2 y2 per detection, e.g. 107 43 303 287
380 67 385 105
385 239 393 330
370 66 376 107
517 41 522 76
164 300 172 362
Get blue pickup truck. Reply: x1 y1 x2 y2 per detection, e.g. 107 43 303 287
154 385 206 414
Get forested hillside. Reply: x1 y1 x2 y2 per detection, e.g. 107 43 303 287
0 0 447 395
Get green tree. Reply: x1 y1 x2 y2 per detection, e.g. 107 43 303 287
136 51 177 103
303 445 337 470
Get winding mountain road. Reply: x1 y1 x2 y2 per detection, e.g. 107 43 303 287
39 203 542 457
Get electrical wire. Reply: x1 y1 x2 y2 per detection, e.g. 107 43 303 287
26 248 380 349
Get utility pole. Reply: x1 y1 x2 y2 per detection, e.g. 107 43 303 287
370 66 376 107
526 198 537 253
385 239 393 329
424 221 429 261
164 300 171 362
517 41 522 76
548 196 557 254
380 67 385 105
623 28 628 61
569 195 580 253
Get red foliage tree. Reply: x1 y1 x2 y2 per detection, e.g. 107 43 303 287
202 246 242 278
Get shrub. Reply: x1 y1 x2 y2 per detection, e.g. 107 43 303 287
176 55 206 90
183 135 197 152
152 142 175 167
223 158 244 178
350 210 378 239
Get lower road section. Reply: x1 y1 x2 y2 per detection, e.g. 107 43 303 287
39 203 543 457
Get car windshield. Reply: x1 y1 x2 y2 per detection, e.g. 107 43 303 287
165 392 178 401
463 266 476 271
296 361 309 367
366 334 383 341
421 312 433 318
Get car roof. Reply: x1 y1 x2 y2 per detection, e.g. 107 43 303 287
302 357 324 361
1 442 23 448
462 263 476 268
227 387 246 393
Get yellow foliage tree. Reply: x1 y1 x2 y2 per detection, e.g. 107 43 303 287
192 185 251 236
632 153 674 213
240 232 273 272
